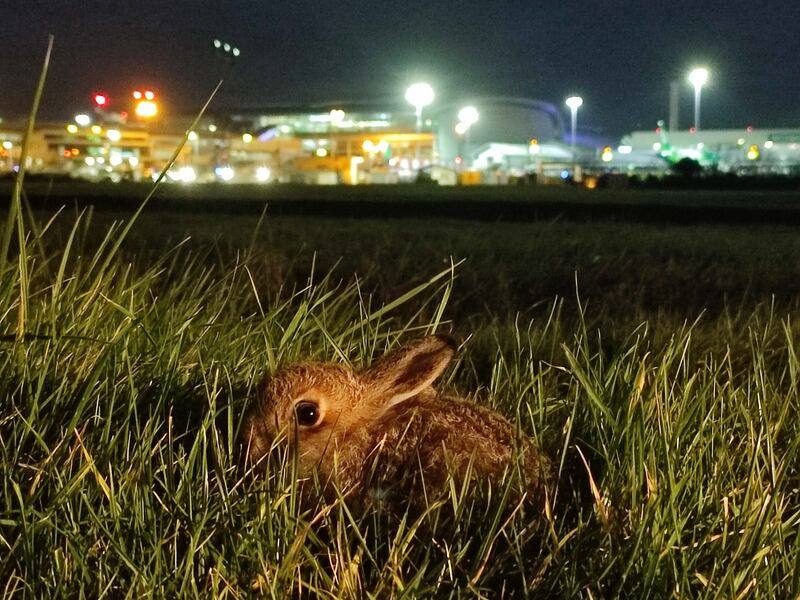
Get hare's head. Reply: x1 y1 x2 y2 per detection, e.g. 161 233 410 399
241 335 456 475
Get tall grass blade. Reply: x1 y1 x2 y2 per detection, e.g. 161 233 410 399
0 35 53 341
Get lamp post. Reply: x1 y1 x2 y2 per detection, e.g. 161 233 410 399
405 82 434 170
688 68 709 131
565 96 583 171
456 105 479 169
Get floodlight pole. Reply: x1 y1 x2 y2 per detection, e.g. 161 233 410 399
565 96 583 175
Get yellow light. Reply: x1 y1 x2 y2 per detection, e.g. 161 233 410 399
315 147 328 157
747 145 759 160
135 100 158 118
91 125 102 135
242 132 253 143
66 124 78 134
601 147 614 162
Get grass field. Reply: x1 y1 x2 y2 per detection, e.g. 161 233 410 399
2 184 800 597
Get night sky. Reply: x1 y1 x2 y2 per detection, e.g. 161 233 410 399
4 1 799 136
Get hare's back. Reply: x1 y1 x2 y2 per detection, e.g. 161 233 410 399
367 395 530 485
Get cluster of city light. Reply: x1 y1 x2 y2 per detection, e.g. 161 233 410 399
50 61 777 185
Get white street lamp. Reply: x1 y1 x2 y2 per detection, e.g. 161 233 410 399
457 105 479 128
688 68 709 131
565 96 583 169
405 82 434 169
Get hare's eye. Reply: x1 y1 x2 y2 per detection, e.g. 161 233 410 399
294 401 320 427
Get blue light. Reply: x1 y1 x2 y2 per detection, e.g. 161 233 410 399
257 128 277 142
560 169 570 179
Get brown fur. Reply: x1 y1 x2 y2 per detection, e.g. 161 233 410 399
241 335 550 507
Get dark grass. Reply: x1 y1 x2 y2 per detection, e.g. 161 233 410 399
5 180 800 225
13 203 800 328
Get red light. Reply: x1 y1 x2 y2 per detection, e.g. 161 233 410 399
144 90 155 100
655 127 662 134
120 111 128 119
93 93 108 107
746 126 753 133
132 90 143 100
63 149 71 158
689 127 697 134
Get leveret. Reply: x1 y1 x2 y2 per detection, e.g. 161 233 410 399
241 335 551 508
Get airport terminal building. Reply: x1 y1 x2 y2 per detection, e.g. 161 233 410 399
2 98 800 184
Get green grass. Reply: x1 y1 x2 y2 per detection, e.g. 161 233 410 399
2 199 800 597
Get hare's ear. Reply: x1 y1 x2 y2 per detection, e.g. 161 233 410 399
363 335 456 408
